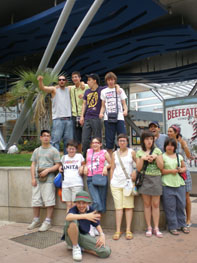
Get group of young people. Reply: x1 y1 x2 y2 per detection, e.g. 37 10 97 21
28 71 192 261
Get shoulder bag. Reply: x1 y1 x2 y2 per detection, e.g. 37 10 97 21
176 153 187 181
116 150 134 196
136 148 155 189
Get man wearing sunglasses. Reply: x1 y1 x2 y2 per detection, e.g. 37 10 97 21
37 75 73 154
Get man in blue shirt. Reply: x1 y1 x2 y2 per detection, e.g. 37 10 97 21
62 190 111 261
149 121 167 153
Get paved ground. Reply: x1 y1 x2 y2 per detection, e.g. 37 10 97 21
1 197 197 263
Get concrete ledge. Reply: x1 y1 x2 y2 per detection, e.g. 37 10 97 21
2 167 194 231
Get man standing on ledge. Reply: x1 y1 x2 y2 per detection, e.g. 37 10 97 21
37 75 73 154
28 130 60 231
80 74 103 158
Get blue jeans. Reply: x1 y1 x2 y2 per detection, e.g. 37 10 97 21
104 120 126 149
162 186 186 230
87 176 108 213
51 118 73 154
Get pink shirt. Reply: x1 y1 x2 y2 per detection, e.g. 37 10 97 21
86 149 106 176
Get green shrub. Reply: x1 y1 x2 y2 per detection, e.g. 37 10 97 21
18 140 40 152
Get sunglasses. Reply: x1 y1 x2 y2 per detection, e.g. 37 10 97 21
58 78 66 81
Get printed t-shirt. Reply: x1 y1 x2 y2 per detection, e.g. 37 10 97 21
86 149 107 176
100 87 127 121
61 153 84 188
136 147 162 176
162 153 185 187
83 86 105 120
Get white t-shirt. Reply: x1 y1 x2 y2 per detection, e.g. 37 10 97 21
111 148 134 188
61 153 84 188
100 87 127 121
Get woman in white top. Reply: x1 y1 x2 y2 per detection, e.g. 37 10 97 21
110 134 136 240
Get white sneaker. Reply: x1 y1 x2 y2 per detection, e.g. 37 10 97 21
72 245 82 261
27 220 41 230
89 225 95 237
38 221 52 232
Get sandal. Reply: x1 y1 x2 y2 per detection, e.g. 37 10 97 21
145 227 152 237
180 227 190 234
125 231 133 240
169 229 179 235
113 232 122 240
153 228 163 238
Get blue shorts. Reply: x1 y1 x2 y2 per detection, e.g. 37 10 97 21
104 120 126 149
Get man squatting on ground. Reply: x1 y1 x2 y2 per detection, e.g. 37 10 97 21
28 130 61 231
62 190 111 261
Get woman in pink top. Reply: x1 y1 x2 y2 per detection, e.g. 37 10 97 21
84 137 111 213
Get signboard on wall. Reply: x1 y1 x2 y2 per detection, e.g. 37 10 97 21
164 96 197 172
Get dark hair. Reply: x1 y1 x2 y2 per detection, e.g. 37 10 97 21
40 129 51 136
169 125 181 139
164 138 177 153
105 71 117 83
91 137 102 144
66 140 78 149
72 71 81 78
140 131 154 151
117 133 129 143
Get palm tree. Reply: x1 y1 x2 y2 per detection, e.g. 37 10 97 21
5 69 59 136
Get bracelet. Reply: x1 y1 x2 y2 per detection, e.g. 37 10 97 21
100 232 105 236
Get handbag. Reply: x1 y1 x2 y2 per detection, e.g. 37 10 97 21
54 172 63 188
107 87 118 123
91 151 107 186
176 153 187 181
37 168 48 182
92 174 108 186
54 156 65 188
135 147 155 189
116 150 133 196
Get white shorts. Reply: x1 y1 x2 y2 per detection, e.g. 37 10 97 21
62 186 83 202
32 181 55 207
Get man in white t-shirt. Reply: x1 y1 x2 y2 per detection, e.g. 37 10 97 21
99 72 128 156
59 140 84 212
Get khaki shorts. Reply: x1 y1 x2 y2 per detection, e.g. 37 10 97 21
63 220 111 258
32 180 55 207
110 185 134 209
62 186 83 202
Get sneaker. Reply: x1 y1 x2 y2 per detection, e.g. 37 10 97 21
27 220 41 230
38 221 52 232
72 245 82 261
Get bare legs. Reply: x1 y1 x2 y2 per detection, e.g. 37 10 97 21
115 208 133 232
66 201 74 213
186 192 191 225
32 206 54 219
142 194 161 229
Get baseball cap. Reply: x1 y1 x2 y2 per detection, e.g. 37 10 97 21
148 121 160 128
86 73 100 85
74 190 92 203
